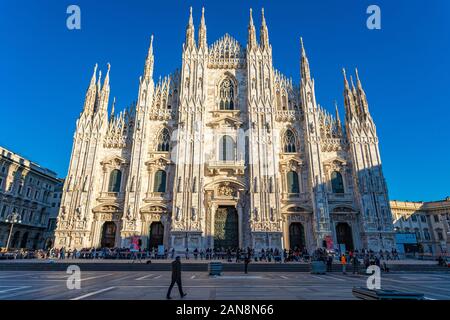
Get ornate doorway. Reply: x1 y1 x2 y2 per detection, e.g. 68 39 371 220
289 222 305 250
100 221 117 248
214 206 238 249
336 222 354 251
149 222 164 249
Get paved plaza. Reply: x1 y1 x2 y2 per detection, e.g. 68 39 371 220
0 270 449 300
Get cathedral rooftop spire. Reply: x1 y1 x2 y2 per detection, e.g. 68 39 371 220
300 37 311 82
110 97 116 119
248 8 257 50
143 35 154 82
185 6 196 48
102 63 110 91
342 68 349 90
89 63 98 88
260 8 269 50
198 7 207 49
355 68 369 114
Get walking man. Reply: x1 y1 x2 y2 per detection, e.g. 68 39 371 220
352 255 359 274
166 256 187 299
244 253 250 274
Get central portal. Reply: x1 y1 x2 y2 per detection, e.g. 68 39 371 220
214 206 238 249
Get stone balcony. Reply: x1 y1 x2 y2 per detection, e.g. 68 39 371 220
144 192 172 203
205 160 246 176
327 192 354 203
281 192 310 202
97 192 125 202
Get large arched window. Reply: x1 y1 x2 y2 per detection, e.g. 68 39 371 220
331 171 344 194
283 130 297 153
219 77 235 110
219 135 235 161
157 128 170 152
287 171 299 193
108 169 122 192
153 170 167 193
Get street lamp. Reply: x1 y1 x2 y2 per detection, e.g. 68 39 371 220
5 211 22 252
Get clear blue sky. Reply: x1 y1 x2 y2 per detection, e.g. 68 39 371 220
0 0 449 202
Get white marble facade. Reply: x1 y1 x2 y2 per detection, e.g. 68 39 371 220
54 7 395 252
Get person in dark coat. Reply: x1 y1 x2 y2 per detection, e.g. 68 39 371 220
166 256 187 299
244 254 250 274
352 255 359 274
326 255 333 272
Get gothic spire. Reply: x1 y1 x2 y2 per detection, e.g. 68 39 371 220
342 68 356 120
260 8 269 50
343 67 349 90
143 35 154 82
300 37 311 82
89 63 97 88
102 63 110 92
185 6 196 49
247 8 257 50
355 68 369 114
110 97 116 119
198 7 207 49
83 63 98 114
335 100 341 125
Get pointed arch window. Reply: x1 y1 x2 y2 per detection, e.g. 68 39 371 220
219 77 235 110
331 171 344 194
219 135 235 161
108 169 122 192
153 170 167 193
283 130 297 153
287 171 299 193
157 128 170 152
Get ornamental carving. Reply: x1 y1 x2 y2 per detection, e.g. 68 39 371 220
217 182 236 197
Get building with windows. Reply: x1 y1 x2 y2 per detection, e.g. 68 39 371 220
54 7 395 252
391 198 450 255
0 146 63 250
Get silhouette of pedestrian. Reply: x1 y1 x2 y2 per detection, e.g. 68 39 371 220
244 254 250 274
166 256 187 299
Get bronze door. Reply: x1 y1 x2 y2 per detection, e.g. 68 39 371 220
214 206 238 249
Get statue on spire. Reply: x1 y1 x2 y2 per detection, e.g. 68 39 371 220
185 6 196 48
248 8 257 50
300 37 311 82
198 7 207 49
143 35 154 82
260 8 269 50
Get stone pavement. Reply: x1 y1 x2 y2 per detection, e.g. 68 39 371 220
0 270 449 300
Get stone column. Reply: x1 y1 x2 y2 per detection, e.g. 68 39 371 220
147 168 154 195
209 204 217 248
101 167 108 192
237 204 243 248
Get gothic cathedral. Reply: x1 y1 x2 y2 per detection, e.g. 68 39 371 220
54 8 396 252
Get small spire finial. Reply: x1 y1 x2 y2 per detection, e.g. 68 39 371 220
355 67 362 87
189 6 193 25
261 8 266 25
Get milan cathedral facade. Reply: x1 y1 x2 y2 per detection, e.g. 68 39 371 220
54 8 395 252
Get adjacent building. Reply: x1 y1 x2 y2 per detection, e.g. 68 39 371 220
390 198 450 256
54 7 395 252
0 146 63 250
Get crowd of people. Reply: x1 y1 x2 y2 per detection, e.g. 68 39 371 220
2 245 448 270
